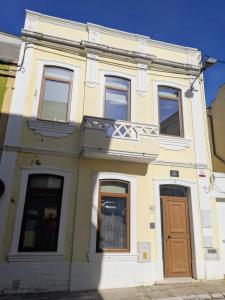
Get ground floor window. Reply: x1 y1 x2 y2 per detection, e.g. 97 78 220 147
18 174 64 252
97 179 130 252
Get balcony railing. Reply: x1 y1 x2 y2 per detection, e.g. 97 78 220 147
80 116 159 163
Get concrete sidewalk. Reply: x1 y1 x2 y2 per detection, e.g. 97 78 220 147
1 280 225 300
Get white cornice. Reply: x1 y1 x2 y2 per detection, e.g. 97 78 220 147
25 10 200 54
25 10 86 32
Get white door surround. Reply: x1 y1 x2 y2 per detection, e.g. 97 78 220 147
153 178 205 280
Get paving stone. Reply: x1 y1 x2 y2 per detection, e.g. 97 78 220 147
196 294 212 299
211 294 224 299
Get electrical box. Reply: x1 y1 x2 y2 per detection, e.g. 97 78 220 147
138 242 151 263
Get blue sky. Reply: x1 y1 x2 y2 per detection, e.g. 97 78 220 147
1 0 225 106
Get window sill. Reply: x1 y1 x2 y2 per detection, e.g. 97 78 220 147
88 253 138 263
160 135 191 150
27 118 76 137
7 252 64 262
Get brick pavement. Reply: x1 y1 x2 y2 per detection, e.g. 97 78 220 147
1 280 225 300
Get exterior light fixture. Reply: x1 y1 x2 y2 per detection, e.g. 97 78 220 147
185 57 217 98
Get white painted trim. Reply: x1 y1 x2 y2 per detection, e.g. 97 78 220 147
85 53 99 87
10 168 71 260
31 59 80 134
159 136 191 150
137 64 148 96
99 70 136 122
26 10 199 53
27 119 76 137
153 178 205 280
89 172 137 260
152 80 190 142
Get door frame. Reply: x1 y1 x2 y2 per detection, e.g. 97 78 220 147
153 178 205 281
161 195 192 277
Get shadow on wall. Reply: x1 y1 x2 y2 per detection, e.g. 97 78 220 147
0 112 123 296
0 111 148 294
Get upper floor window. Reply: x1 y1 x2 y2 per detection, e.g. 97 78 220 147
104 76 130 121
38 66 73 122
18 174 64 252
158 86 183 137
97 179 130 252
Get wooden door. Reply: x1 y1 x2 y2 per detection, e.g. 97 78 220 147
161 196 192 277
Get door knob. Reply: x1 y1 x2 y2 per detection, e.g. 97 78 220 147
168 235 171 239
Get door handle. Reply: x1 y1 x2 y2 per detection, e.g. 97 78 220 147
168 235 171 239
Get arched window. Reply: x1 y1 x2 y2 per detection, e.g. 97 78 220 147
38 66 73 122
18 174 64 252
158 86 183 137
104 76 130 121
97 179 130 252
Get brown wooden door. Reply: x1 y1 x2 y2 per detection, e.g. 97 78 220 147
161 196 192 277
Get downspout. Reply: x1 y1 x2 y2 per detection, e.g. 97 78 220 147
207 111 225 165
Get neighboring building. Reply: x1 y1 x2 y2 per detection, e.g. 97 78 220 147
0 32 20 160
0 10 222 293
207 84 225 275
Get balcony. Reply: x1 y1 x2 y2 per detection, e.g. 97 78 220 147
80 116 159 163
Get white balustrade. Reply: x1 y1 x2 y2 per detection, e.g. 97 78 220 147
82 116 159 141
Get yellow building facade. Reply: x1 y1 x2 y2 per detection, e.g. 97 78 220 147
0 11 223 292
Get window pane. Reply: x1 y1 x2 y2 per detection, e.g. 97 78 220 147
105 76 129 90
30 175 62 189
100 180 128 194
160 99 180 136
158 86 179 99
160 185 188 197
19 175 63 252
105 89 128 120
40 80 69 122
99 196 127 250
45 67 73 81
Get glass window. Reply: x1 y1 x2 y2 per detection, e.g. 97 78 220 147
97 180 130 252
104 76 130 121
18 174 64 252
160 185 188 197
39 66 73 122
158 86 183 137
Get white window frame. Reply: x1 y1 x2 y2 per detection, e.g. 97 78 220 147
89 172 137 262
152 80 191 150
99 70 136 122
8 167 71 262
31 60 80 124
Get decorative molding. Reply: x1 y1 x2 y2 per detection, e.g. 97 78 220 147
88 253 138 263
137 64 147 96
138 40 147 54
22 30 200 76
25 10 86 32
85 53 99 87
2 145 79 157
88 29 100 43
26 10 199 54
8 253 64 262
151 160 207 169
27 119 76 137
160 136 191 150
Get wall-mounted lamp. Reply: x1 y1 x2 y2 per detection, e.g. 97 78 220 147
185 57 217 98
